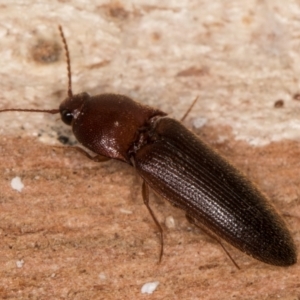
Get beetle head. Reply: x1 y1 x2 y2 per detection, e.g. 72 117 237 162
59 92 90 125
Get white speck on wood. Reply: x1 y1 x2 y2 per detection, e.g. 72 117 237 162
165 215 176 229
119 208 133 214
193 117 207 129
11 176 24 192
141 281 160 294
16 259 24 268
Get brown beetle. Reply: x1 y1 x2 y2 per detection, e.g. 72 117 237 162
0 26 297 267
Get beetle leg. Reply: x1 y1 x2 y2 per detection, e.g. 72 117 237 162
186 214 240 269
142 180 164 263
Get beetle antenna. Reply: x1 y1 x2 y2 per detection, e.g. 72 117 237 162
0 108 59 113
58 25 73 99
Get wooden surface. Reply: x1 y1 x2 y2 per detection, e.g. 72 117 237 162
1 1 300 299
1 131 300 299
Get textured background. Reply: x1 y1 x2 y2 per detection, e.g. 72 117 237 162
0 1 300 299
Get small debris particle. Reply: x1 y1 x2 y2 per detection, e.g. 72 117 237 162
177 66 209 77
31 39 61 64
274 100 284 108
58 135 69 144
193 117 207 129
165 216 176 229
293 93 300 101
152 31 161 41
11 177 24 192
141 281 159 294
16 259 24 268
109 5 129 19
98 272 106 280
119 208 133 214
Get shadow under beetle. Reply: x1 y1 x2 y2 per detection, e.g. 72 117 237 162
0 26 297 267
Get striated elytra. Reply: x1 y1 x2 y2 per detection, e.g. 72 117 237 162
0 27 297 267
135 117 297 266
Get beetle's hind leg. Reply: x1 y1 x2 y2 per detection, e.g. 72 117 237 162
186 214 240 269
142 180 164 263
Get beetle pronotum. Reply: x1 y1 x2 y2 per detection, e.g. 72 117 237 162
0 26 297 267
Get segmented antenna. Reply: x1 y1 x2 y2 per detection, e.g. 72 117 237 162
58 25 73 99
0 108 59 113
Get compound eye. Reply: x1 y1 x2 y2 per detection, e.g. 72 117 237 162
61 110 73 125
